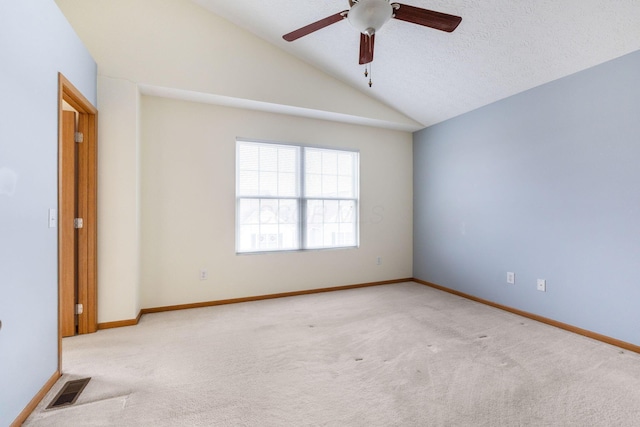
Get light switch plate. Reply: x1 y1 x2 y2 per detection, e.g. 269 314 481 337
48 208 57 228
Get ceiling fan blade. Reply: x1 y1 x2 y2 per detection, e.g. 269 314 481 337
359 33 375 65
283 11 348 42
392 3 462 33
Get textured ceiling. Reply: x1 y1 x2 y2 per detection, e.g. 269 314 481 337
193 0 640 128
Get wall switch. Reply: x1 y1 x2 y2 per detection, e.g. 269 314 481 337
200 269 208 280
48 208 57 228
537 279 546 292
376 257 382 265
506 272 515 284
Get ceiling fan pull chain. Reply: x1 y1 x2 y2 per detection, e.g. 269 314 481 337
369 62 373 87
364 65 368 78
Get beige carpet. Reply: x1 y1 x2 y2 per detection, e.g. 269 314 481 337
25 282 640 426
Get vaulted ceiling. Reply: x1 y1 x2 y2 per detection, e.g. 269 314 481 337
193 0 640 128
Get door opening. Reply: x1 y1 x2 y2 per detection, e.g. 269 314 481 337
57 73 98 369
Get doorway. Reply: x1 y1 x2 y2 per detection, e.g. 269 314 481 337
57 73 98 366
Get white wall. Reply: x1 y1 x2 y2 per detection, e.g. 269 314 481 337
141 96 413 308
96 76 142 322
55 0 420 130
0 1 96 424
54 0 419 322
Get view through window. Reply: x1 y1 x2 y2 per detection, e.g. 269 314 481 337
236 140 359 253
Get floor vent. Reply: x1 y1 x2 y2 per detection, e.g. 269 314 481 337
46 378 91 409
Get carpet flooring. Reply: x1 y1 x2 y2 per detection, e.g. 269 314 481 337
24 282 640 426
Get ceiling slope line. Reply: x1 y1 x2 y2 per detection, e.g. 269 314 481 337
138 84 423 132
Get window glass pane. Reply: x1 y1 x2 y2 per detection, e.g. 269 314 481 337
337 201 356 246
238 199 260 225
307 200 324 224
279 223 298 249
258 171 277 196
259 224 279 249
306 150 322 174
307 225 323 248
238 141 299 198
305 148 356 198
338 153 353 176
238 170 259 196
278 199 298 224
237 197 299 252
322 151 338 175
324 223 340 246
260 146 278 172
338 222 356 246
304 199 357 249
238 144 259 171
322 175 338 197
278 172 296 197
259 199 279 223
305 173 321 198
238 224 259 252
338 176 353 198
278 147 297 173
338 200 355 223
324 200 339 223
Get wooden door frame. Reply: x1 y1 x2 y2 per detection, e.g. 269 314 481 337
57 73 98 370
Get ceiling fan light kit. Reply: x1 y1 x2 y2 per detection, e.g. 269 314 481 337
283 0 462 87
348 0 394 36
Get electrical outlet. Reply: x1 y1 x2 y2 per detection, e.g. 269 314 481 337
537 279 546 292
200 269 208 281
376 257 382 265
506 272 515 284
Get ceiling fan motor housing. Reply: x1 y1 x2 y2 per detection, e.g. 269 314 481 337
348 0 393 36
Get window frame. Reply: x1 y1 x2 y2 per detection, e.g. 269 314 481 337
235 138 360 254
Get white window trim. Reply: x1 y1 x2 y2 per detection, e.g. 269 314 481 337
236 138 360 254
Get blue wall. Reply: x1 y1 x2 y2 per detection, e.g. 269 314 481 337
413 50 640 346
0 1 96 424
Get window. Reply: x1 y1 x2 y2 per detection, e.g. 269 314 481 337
236 140 359 253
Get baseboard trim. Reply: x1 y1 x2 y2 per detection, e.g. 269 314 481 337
141 278 413 315
11 370 61 427
414 278 640 354
96 278 412 327
97 310 143 330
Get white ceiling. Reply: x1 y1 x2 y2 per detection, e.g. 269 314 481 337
193 0 640 128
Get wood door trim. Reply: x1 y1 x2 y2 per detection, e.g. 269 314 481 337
59 110 76 337
57 73 98 373
59 74 97 115
82 110 98 335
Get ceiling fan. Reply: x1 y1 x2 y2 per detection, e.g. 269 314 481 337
283 0 462 84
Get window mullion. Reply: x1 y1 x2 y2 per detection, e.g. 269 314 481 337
300 147 306 250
